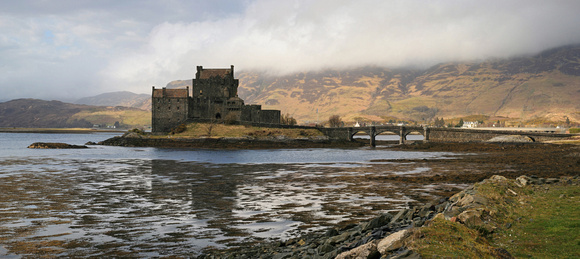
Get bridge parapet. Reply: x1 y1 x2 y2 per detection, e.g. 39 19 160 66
318 126 575 146
428 127 574 142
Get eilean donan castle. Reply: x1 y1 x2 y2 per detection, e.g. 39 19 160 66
152 65 280 132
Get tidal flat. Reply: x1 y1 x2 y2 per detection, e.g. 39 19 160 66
0 141 578 257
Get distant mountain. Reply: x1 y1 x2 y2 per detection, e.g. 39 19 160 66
86 45 579 125
75 91 151 111
231 45 580 124
166 80 191 89
0 99 150 128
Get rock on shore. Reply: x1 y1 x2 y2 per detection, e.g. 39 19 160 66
27 142 88 149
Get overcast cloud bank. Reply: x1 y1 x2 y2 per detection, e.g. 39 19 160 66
1 0 580 100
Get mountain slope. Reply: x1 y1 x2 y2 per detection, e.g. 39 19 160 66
232 45 580 123
0 99 150 128
75 91 151 111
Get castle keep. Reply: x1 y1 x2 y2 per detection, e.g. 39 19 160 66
152 65 281 132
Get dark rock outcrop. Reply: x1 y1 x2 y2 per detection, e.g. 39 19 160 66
97 135 364 149
28 142 88 149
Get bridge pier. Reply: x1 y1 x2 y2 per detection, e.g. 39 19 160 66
370 126 376 147
423 126 429 142
399 126 406 144
347 128 354 141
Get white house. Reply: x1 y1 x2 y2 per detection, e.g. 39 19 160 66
462 121 479 128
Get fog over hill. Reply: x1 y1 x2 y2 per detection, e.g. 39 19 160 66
3 44 578 128
164 45 580 124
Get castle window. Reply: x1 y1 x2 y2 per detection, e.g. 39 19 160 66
177 106 180 110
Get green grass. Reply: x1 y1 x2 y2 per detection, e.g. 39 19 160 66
570 128 580 134
493 185 580 258
407 178 579 258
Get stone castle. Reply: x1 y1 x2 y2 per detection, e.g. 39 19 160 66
152 65 281 132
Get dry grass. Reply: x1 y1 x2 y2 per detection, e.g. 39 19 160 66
157 123 324 139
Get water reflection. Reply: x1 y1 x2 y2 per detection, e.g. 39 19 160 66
0 132 466 257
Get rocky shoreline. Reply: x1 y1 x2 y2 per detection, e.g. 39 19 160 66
197 174 578 258
95 132 366 149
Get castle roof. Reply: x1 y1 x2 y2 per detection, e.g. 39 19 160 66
198 68 231 79
152 88 188 98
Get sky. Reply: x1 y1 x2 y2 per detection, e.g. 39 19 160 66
1 0 580 101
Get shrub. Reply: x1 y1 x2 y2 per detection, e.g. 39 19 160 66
170 123 187 135
224 113 239 125
569 128 580 134
328 115 342 127
128 128 145 135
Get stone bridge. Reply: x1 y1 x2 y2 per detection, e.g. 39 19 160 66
319 126 574 146
319 125 428 146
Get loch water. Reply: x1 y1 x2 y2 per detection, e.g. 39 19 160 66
0 132 461 257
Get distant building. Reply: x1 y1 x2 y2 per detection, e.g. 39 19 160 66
152 65 281 133
462 121 479 128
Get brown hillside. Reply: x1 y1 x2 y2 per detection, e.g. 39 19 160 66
162 45 580 124
0 99 150 128
235 45 580 124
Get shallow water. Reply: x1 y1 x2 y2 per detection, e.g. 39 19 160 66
0 132 464 257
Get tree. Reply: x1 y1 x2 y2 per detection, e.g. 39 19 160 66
456 118 464 128
281 113 297 125
566 117 571 126
204 120 216 136
328 115 342 127
434 117 445 127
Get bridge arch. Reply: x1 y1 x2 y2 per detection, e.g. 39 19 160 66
347 126 429 146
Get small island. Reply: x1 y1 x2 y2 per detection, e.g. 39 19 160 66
97 123 366 149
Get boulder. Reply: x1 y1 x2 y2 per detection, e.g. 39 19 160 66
457 194 488 207
362 213 393 231
515 175 531 186
377 229 410 254
335 240 380 259
457 209 485 228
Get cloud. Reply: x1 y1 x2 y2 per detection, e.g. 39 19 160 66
2 0 580 100
105 0 580 93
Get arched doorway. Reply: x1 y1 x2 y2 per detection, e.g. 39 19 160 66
215 113 222 120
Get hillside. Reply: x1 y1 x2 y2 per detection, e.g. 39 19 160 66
75 45 580 126
0 99 150 128
234 45 580 124
75 91 151 111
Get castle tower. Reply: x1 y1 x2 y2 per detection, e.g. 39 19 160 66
151 86 189 132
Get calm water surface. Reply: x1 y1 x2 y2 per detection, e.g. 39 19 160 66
0 132 460 257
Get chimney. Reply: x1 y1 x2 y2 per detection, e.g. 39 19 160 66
196 66 203 79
